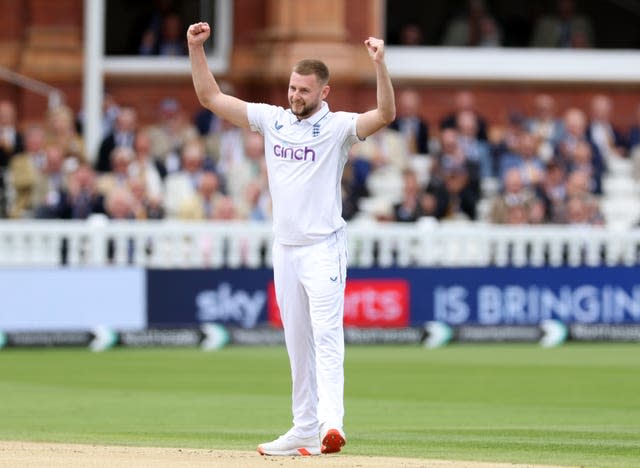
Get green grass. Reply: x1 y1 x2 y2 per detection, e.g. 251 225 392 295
0 344 639 467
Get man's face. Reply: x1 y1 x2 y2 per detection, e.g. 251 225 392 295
288 72 328 119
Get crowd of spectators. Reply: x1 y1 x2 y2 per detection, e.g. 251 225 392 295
0 87 637 228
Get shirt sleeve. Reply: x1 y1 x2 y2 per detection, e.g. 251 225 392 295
247 103 276 135
341 111 362 146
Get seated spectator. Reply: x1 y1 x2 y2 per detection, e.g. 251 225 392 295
213 119 248 182
350 125 409 207
105 186 137 220
498 132 546 187
97 146 134 198
525 94 563 162
422 129 480 220
393 168 422 222
33 144 69 218
61 164 105 220
95 106 138 173
555 107 604 194
627 103 640 179
389 88 429 155
139 11 187 56
45 105 86 171
7 125 47 218
440 90 488 141
164 139 209 217
148 98 200 174
530 0 594 48
550 168 602 224
177 171 223 220
628 102 640 152
540 158 567 222
441 0 502 47
0 100 24 168
128 176 164 220
128 128 165 199
237 180 271 221
488 167 538 224
586 94 627 162
456 110 493 178
212 195 238 221
225 131 267 208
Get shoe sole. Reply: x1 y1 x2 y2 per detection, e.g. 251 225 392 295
257 446 318 456
321 429 346 454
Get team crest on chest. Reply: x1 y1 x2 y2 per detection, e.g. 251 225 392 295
312 123 320 137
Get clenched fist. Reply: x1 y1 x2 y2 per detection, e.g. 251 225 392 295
364 37 385 63
187 22 211 46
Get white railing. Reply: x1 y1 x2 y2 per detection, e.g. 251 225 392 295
1 217 640 268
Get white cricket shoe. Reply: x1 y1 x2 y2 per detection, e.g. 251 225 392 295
320 426 346 454
257 428 321 456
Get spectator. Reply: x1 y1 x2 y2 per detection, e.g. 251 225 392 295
76 90 121 138
33 144 68 218
556 107 604 194
128 128 165 200
45 105 86 171
456 109 492 178
627 103 640 180
488 167 538 224
7 125 46 218
212 119 247 181
105 186 137 220
164 139 208 217
393 168 423 222
212 195 238 221
238 180 271 221
177 171 222 220
350 125 409 210
0 100 24 217
128 176 164 220
551 168 602 224
398 23 424 46
139 11 187 56
422 129 479 220
498 132 546 187
148 97 200 174
95 106 138 173
530 0 594 48
540 158 567 223
440 90 488 141
225 131 267 208
61 164 105 219
97 146 134 198
388 88 430 155
586 94 627 162
628 102 640 152
441 0 502 47
0 100 24 168
526 94 563 161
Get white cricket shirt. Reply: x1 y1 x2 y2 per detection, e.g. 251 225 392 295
247 101 360 245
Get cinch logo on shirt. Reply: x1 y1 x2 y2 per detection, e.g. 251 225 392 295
273 144 316 162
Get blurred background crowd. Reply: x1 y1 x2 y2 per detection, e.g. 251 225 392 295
1 85 639 228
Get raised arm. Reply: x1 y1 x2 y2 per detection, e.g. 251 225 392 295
187 22 249 129
356 37 396 139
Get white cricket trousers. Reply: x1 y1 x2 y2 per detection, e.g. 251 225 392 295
272 228 347 438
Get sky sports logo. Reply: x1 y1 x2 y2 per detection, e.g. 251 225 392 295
273 144 316 162
267 279 410 327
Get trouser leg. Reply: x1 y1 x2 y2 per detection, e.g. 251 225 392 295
272 241 318 438
299 230 347 430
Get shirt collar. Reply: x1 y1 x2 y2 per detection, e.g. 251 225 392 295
290 101 330 126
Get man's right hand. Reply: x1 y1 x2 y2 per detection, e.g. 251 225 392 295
187 22 211 46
